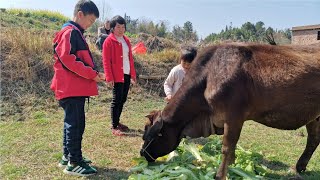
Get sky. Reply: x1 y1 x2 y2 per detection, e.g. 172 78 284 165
1 0 319 38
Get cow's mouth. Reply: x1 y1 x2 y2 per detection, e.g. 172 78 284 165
140 149 156 162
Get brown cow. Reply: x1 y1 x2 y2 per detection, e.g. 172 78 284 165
140 43 320 180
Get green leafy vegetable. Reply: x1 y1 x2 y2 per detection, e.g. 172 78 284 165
129 136 269 179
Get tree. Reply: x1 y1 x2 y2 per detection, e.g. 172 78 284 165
241 22 257 41
126 18 139 34
137 18 149 34
172 25 184 42
255 21 266 41
203 21 291 45
204 33 218 42
283 28 292 40
146 21 157 36
183 21 193 40
156 21 169 37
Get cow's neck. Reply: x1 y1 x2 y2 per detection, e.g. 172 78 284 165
162 78 208 131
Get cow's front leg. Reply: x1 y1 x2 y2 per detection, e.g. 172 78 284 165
215 119 244 180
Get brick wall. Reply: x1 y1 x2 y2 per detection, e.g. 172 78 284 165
292 29 320 45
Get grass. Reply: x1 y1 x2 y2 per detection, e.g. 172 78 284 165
0 88 164 179
1 88 320 179
239 122 320 179
1 9 69 30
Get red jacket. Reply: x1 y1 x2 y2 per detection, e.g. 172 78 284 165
51 21 99 100
102 33 136 83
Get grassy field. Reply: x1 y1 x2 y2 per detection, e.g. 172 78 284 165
1 87 319 180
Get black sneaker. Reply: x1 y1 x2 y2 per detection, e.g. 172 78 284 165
58 155 92 168
63 161 97 176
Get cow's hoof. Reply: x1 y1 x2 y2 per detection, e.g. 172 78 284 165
288 174 304 180
295 165 306 173
214 174 226 180
287 167 304 180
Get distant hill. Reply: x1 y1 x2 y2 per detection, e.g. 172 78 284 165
0 8 69 30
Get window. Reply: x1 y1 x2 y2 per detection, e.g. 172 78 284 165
318 31 320 40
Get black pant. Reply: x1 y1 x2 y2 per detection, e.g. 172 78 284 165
95 36 106 51
59 97 86 163
111 74 131 128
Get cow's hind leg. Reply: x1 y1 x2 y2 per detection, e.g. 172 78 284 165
296 117 320 173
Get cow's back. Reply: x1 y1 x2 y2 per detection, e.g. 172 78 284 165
199 44 320 130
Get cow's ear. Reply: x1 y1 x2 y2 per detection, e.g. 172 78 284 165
145 110 160 124
146 119 163 140
145 114 154 124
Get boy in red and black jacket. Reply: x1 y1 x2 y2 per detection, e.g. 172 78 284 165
51 0 104 176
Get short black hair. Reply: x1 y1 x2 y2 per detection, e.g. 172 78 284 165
110 15 126 31
73 0 99 18
180 46 197 63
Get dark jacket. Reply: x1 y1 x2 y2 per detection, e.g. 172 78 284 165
98 26 110 38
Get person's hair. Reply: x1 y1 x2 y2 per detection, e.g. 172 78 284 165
73 0 99 18
110 15 126 32
180 46 197 63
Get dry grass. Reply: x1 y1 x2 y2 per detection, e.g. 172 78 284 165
1 27 53 82
1 27 55 119
0 26 179 120
134 48 180 80
134 48 180 63
133 50 179 96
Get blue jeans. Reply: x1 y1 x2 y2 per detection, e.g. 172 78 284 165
59 97 86 163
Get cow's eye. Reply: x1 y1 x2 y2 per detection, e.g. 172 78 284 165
158 133 162 137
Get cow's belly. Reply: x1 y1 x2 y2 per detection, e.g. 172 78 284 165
252 107 320 130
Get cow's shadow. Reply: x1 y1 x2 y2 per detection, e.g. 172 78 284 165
261 160 320 179
298 170 320 179
87 167 130 180
262 159 290 171
266 170 320 180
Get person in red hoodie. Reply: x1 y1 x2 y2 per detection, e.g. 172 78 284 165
102 15 137 136
51 0 105 176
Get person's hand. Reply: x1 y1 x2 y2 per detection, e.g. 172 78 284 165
131 79 136 86
165 95 172 102
98 72 105 81
93 73 105 82
107 81 114 87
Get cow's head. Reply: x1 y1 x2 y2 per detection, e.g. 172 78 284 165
140 110 181 162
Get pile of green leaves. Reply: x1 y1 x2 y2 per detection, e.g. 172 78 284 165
129 136 268 180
